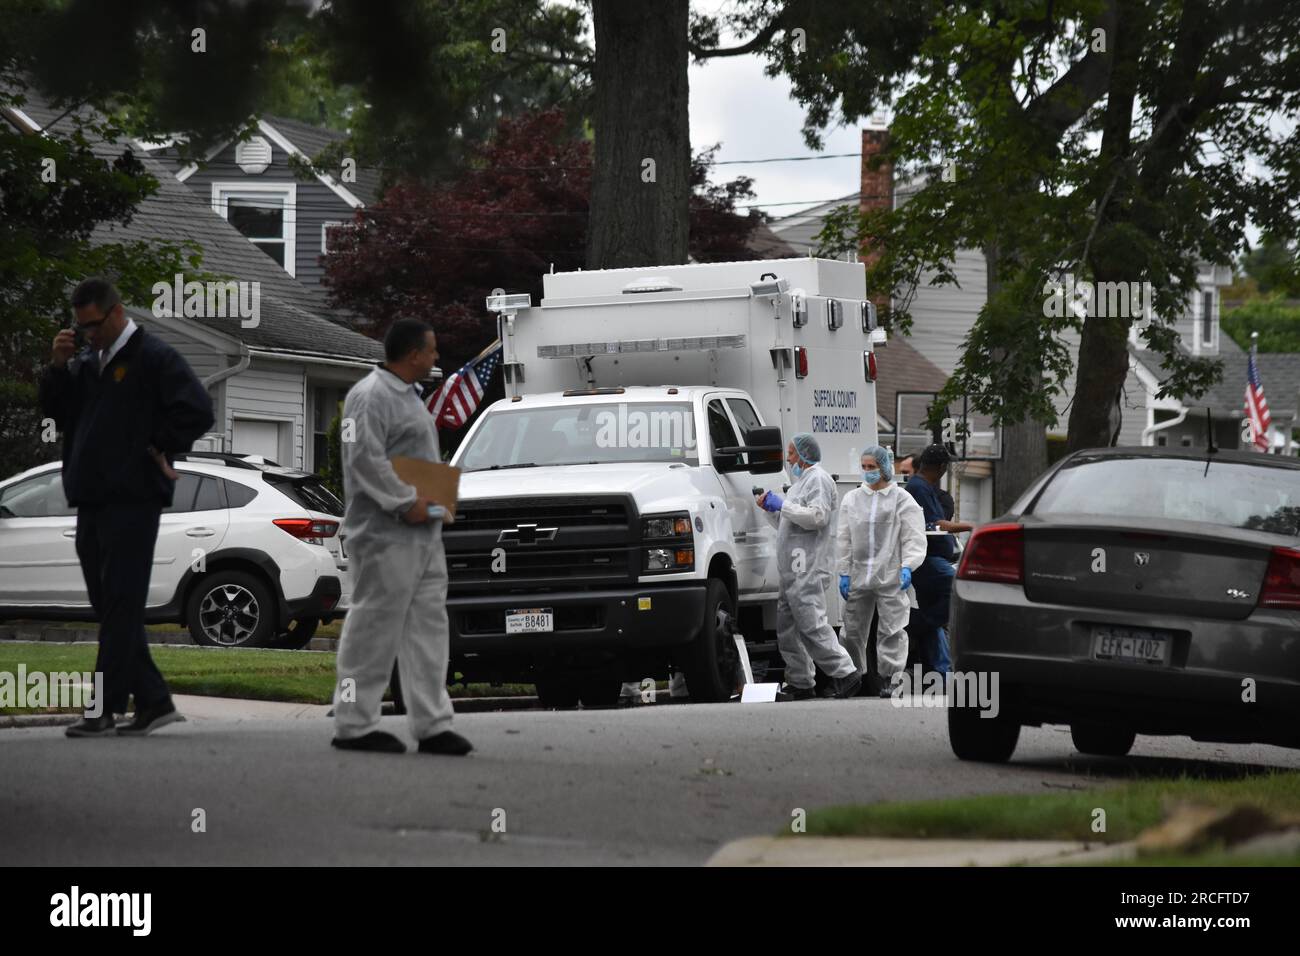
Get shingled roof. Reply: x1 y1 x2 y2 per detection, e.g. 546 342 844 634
8 94 382 363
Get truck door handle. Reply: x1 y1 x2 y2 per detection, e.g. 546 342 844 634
62 529 77 538
186 528 216 538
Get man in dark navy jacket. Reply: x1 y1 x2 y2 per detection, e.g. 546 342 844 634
40 277 215 737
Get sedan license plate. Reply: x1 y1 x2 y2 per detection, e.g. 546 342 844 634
506 608 554 635
1092 626 1168 664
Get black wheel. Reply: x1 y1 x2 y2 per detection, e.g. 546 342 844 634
680 579 738 703
534 671 581 709
271 616 319 650
948 694 1021 762
576 680 621 707
1070 723 1136 756
186 570 277 648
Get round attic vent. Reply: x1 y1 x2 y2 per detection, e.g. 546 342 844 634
622 276 683 294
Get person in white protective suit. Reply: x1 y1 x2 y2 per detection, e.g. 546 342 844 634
331 318 472 756
755 433 862 701
836 445 927 696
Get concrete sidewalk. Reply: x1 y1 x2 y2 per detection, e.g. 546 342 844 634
707 835 1139 866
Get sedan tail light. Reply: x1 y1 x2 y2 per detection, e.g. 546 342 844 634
273 518 339 546
1259 546 1300 609
957 523 1024 584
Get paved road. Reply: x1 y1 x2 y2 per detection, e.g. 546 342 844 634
4 698 1298 865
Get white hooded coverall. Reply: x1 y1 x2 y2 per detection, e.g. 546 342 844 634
836 482 927 681
333 365 455 741
761 463 857 690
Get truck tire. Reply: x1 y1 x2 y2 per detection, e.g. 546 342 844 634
681 579 738 703
271 616 319 650
534 672 581 709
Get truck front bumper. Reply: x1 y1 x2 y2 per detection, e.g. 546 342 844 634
448 584 706 655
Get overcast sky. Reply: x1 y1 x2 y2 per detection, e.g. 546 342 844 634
688 49 865 220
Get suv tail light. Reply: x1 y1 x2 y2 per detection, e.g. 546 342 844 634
274 518 339 546
957 523 1023 584
1259 546 1300 609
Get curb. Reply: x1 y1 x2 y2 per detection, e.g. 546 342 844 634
706 835 1108 867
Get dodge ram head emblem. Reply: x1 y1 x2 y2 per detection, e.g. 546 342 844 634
1133 552 1150 567
498 523 558 546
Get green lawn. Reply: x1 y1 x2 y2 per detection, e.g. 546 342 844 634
0 642 532 711
801 771 1300 849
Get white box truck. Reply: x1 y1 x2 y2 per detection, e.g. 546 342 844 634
444 257 882 706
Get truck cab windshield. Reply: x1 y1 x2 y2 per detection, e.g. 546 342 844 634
457 402 700 472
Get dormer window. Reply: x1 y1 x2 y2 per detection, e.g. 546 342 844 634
212 183 297 276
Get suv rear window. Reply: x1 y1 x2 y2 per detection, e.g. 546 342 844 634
1031 455 1300 535
265 476 344 517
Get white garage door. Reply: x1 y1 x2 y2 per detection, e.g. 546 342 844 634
232 419 285 463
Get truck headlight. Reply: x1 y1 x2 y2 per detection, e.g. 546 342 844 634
646 548 694 571
643 512 694 572
643 514 692 538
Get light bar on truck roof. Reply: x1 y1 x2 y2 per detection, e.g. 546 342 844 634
537 334 746 358
485 292 532 312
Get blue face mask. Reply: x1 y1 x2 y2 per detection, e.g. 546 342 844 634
791 463 804 479
863 470 882 485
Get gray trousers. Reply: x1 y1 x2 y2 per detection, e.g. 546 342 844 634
333 525 454 740
777 571 857 689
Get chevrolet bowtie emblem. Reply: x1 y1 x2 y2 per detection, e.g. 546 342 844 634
497 523 558 546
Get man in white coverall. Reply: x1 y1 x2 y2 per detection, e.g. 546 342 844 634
756 433 862 701
331 318 472 756
836 445 927 696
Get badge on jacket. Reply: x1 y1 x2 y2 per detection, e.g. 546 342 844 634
113 365 126 382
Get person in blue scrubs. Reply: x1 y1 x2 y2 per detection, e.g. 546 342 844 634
903 444 962 675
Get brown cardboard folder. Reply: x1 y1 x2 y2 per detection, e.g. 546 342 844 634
390 457 461 521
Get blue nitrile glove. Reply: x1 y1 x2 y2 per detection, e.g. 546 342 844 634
899 566 912 591
839 574 850 600
761 491 784 512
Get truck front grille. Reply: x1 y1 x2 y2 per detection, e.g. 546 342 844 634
444 494 640 594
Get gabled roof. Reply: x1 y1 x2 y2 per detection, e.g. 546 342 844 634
744 221 799 259
6 93 382 363
768 193 860 254
261 115 383 206
1131 340 1299 421
873 335 950 427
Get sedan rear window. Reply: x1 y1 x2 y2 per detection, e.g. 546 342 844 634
1031 455 1300 535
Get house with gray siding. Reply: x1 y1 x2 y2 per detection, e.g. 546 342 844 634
156 115 381 298
4 98 408 475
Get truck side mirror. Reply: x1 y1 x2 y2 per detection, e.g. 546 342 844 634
712 425 784 475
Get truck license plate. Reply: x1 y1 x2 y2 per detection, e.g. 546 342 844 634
1091 626 1168 664
506 608 554 634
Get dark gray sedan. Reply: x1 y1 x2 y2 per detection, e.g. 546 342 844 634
948 447 1300 762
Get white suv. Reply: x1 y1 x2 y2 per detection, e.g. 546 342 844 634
0 453 350 649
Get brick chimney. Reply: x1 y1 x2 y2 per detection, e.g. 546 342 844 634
859 122 893 310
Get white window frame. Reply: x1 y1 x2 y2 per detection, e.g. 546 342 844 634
211 182 297 277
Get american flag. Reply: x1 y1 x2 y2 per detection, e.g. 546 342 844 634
1244 341 1272 451
426 340 502 428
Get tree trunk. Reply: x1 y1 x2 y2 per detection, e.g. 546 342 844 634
586 0 690 269
1066 314 1131 450
985 240 1048 515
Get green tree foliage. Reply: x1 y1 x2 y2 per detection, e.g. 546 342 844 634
1221 298 1300 352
